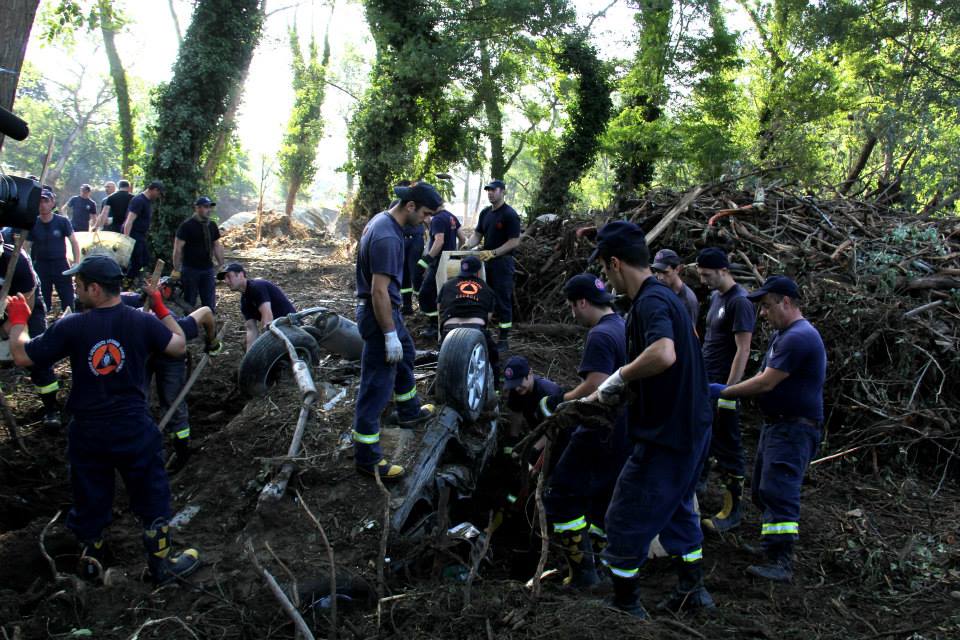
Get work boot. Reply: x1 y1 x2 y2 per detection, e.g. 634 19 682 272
396 403 436 428
656 559 716 613
559 529 600 591
40 391 61 431
356 458 405 481
703 473 744 533
747 540 794 583
167 435 192 473
78 538 106 582
608 575 648 619
142 518 200 586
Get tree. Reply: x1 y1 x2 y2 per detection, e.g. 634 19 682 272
0 0 42 149
98 1 135 176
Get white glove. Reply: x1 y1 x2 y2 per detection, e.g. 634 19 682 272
596 368 627 406
384 331 403 364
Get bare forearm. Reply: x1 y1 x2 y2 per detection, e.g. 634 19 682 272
727 348 750 385
465 232 482 249
495 237 521 256
9 324 32 367
214 242 224 267
371 287 395 333
428 236 444 258
621 339 676 381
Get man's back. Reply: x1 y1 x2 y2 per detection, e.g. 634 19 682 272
105 191 134 232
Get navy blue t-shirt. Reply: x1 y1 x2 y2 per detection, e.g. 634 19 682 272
356 211 404 307
104 190 134 233
476 204 521 253
507 375 563 429
626 277 712 451
702 284 755 382
757 318 827 423
430 210 461 253
24 303 173 421
241 279 296 322
66 196 97 232
679 283 699 328
27 214 73 265
579 313 626 379
127 193 152 236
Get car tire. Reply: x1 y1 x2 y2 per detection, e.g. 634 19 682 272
435 327 490 423
238 325 321 397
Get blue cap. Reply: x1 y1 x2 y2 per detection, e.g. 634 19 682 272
651 248 681 271
40 188 56 201
216 262 245 280
589 220 647 262
63 253 123 281
563 273 614 305
460 255 482 274
747 275 801 300
483 179 506 191
195 196 216 206
503 355 530 390
393 182 443 210
697 247 729 269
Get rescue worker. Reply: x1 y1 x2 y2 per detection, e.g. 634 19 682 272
98 179 134 233
98 180 117 228
711 276 826 583
171 196 224 312
123 180 163 284
502 355 563 433
65 184 98 232
465 179 522 353
418 204 465 338
437 255 498 375
352 182 441 481
25 188 81 313
400 219 425 316
7 254 200 585
541 274 628 590
651 249 699 328
218 263 296 351
589 220 714 618
696 247 755 532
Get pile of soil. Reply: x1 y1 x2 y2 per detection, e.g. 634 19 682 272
221 210 328 250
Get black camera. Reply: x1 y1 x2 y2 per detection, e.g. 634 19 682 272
0 105 40 230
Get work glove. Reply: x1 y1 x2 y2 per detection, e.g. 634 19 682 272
147 290 171 320
417 257 430 270
4 294 30 326
596 368 627 406
169 270 181 283
384 330 403 364
541 391 566 416
204 339 223 356
478 250 496 261
709 383 727 400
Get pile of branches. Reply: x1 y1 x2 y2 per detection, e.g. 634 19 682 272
514 183 960 467
221 210 325 250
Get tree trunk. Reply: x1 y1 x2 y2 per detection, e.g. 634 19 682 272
838 134 877 195
479 41 505 180
284 175 301 216
99 1 135 177
0 0 41 150
168 0 184 45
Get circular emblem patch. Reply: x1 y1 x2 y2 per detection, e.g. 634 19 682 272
505 367 514 378
88 339 125 376
595 278 605 290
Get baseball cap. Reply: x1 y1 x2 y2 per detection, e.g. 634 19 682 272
195 196 216 207
393 182 443 210
63 253 123 281
40 188 56 201
588 220 647 262
502 355 531 391
651 249 681 271
80 183 91 192
697 247 729 269
147 180 165 192
747 275 801 301
564 273 614 305
216 262 246 280
483 179 506 191
460 255 482 274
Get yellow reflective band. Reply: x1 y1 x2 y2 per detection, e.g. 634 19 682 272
589 524 606 538
36 381 60 394
539 395 553 417
761 522 799 535
174 428 190 440
552 516 587 533
506 494 518 504
499 322 512 329
352 430 380 445
425 311 439 317
682 548 703 563
394 387 417 402
400 288 414 294
602 561 639 578
717 398 737 410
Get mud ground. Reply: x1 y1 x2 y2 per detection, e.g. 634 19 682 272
1 238 959 639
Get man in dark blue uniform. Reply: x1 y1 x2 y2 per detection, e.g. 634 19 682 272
696 247 755 533
400 220 425 316
651 249 699 329
542 274 628 590
465 180 522 352
172 196 224 312
589 221 714 618
503 355 563 432
711 276 826 583
219 263 296 351
352 182 442 481
418 205 464 338
25 188 81 313
7 254 200 585
65 184 98 232
99 179 134 233
122 180 163 283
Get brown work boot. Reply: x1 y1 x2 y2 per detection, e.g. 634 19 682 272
356 458 405 481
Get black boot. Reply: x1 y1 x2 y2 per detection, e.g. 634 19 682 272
167 434 192 473
143 518 200 586
40 390 61 431
559 530 600 590
78 538 106 582
747 539 794 583
609 575 648 619
656 559 716 613
703 473 744 533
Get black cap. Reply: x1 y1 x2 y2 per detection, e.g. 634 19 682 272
696 247 729 269
195 196 216 207
393 182 443 210
216 262 245 280
483 179 506 191
502 355 530 390
589 220 647 262
147 180 164 192
747 275 801 301
460 255 482 274
40 188 56 201
651 248 681 271
63 253 123 281
564 273 614 305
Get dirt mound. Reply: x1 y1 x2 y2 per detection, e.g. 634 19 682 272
221 210 328 250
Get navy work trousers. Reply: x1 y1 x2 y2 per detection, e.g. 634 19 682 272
66 414 171 542
710 399 746 476
401 234 424 309
351 304 420 468
418 263 439 317
149 355 189 440
181 265 216 312
127 234 151 280
602 435 710 577
35 259 74 312
484 255 514 331
752 420 821 547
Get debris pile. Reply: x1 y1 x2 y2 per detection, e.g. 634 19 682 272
220 210 327 249
515 183 960 467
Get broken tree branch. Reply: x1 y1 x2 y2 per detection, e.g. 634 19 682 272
295 488 337 640
246 538 315 640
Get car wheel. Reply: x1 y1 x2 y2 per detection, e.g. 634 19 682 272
238 325 321 397
435 328 489 423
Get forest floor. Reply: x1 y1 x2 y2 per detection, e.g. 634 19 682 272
1 238 959 640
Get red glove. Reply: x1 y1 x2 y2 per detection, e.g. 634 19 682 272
5 295 30 326
148 290 170 320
